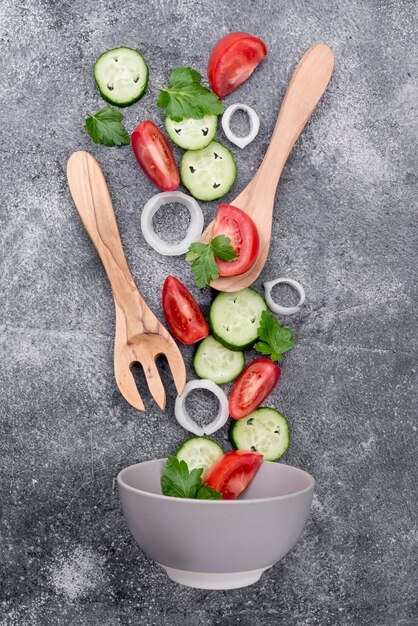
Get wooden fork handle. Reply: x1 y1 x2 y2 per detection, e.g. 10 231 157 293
67 151 140 310
250 44 334 198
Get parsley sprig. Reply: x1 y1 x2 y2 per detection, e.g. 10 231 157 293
186 235 238 288
157 67 224 122
161 456 221 500
254 311 296 362
84 105 130 147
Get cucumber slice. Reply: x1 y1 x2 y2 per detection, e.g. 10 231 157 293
180 141 236 201
209 288 267 351
94 47 148 107
193 336 244 384
176 437 224 473
229 408 290 461
165 115 217 150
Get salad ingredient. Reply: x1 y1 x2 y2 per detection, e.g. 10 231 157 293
165 114 217 150
84 105 130 147
141 191 203 256
208 32 267 98
203 450 263 500
229 358 281 420
161 455 221 499
193 336 244 384
186 235 237 288
176 437 224 474
162 276 208 344
229 408 289 461
212 204 259 277
181 140 236 201
131 120 179 191
175 379 229 436
141 191 204 256
263 277 306 316
94 47 148 107
254 310 296 362
221 103 260 149
157 66 224 122
209 288 267 350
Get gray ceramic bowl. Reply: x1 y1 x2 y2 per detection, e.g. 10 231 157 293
118 459 314 589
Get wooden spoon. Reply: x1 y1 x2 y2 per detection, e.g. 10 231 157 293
202 44 335 291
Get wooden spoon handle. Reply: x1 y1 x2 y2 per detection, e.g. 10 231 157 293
67 151 138 307
245 44 334 200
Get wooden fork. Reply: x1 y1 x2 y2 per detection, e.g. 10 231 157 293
67 151 186 412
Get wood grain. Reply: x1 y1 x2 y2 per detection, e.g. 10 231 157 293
202 44 335 292
67 151 186 412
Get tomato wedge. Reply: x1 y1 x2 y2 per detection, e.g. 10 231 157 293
203 450 263 500
162 276 208 345
208 32 267 98
131 120 179 191
212 204 259 276
229 358 281 420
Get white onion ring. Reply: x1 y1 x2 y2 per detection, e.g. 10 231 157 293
140 191 204 256
263 278 306 316
174 379 229 436
221 104 260 149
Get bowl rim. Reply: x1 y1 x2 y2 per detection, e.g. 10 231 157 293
117 458 315 504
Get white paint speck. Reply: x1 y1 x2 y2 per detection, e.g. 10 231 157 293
361 436 375 451
50 546 105 601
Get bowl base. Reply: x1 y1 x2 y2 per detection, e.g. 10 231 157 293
159 565 271 589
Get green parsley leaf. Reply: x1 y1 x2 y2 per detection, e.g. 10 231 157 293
184 242 208 262
186 236 238 288
254 310 296 362
187 246 219 288
211 235 239 261
160 456 203 499
160 455 222 500
157 66 224 122
168 66 201 88
84 105 130 147
196 484 222 500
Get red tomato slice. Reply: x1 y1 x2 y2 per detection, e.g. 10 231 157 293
229 358 281 420
162 276 208 345
212 204 259 276
131 120 179 191
203 450 263 500
208 32 267 98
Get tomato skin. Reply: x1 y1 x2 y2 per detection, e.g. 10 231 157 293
208 32 267 98
212 204 259 277
162 276 208 345
229 358 281 420
203 450 263 500
131 121 179 191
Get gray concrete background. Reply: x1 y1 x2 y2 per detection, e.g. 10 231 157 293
1 0 417 624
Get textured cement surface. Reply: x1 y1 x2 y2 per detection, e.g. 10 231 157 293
1 0 417 624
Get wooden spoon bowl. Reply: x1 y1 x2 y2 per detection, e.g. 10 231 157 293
201 44 335 292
